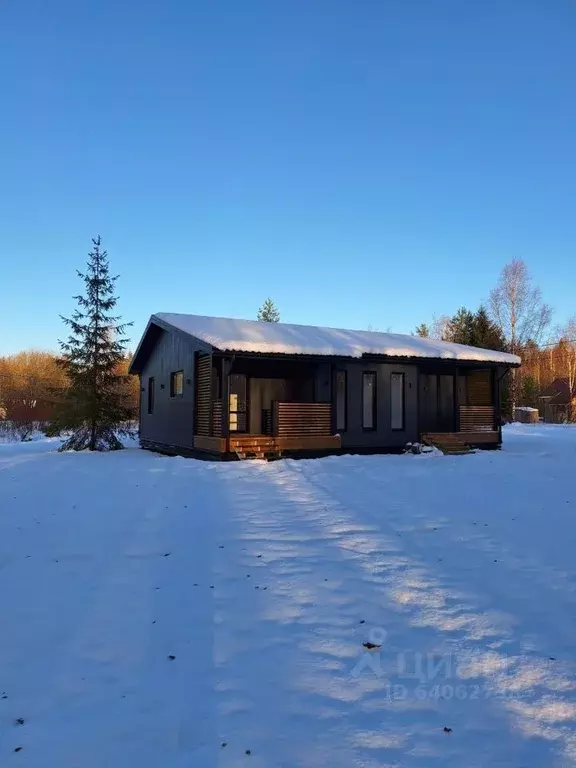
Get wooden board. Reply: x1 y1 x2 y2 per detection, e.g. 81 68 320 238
212 399 223 435
459 406 495 431
466 371 492 406
423 430 499 445
229 434 341 453
273 402 332 437
195 354 212 437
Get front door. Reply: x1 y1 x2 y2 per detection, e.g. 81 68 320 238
419 374 455 433
229 374 248 433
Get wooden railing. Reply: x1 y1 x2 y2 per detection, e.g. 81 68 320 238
459 405 495 432
272 402 332 437
212 399 222 436
195 355 212 436
262 409 272 436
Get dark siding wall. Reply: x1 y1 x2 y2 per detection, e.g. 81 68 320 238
139 330 204 449
340 361 418 448
314 363 331 403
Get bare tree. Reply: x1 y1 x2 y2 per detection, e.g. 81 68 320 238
489 260 552 353
430 314 451 340
489 259 552 409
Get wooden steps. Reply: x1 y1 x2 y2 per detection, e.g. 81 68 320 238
422 433 473 455
229 436 282 461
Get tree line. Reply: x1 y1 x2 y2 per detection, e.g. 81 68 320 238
2 246 573 448
414 259 576 416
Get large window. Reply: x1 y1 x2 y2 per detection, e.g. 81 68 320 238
147 377 155 414
335 370 347 431
362 372 376 429
390 372 405 430
170 370 184 397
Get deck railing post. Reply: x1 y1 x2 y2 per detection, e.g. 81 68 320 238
221 358 231 442
454 369 461 432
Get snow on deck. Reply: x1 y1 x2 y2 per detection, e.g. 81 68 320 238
156 312 521 364
1 426 576 766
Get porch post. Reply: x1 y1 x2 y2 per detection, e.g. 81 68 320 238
454 368 461 432
493 368 502 434
221 357 231 440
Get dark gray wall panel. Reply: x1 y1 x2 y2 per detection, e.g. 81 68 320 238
139 330 203 449
340 361 418 448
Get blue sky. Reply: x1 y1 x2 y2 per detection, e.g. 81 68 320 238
1 0 574 353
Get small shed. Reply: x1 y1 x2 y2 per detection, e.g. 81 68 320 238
514 406 539 424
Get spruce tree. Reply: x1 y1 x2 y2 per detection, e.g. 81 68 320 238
50 236 134 451
444 308 476 345
414 323 430 338
257 298 280 323
471 306 506 350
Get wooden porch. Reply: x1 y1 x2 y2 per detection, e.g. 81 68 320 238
422 405 500 453
194 398 341 458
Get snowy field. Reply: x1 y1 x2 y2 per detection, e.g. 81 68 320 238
1 426 576 767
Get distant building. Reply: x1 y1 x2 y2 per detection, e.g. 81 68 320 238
538 378 576 423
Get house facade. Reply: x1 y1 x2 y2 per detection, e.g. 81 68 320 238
129 313 521 458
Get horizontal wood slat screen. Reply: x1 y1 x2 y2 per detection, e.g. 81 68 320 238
272 402 333 437
466 371 492 406
459 405 495 432
212 399 222 436
195 354 212 437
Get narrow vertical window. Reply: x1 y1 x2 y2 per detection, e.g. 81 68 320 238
362 372 376 429
147 377 155 414
170 371 184 397
391 372 404 430
336 370 347 431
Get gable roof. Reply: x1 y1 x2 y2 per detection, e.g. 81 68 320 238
130 313 521 373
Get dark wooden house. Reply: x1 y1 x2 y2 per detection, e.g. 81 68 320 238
129 313 521 458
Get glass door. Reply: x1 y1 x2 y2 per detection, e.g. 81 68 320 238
229 374 248 432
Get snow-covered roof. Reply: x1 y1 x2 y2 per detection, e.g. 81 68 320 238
153 313 521 365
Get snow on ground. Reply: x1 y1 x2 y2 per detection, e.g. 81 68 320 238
1 425 576 767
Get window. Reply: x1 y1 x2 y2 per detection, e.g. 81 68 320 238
390 372 404 430
170 370 184 397
335 370 347 431
362 372 376 429
147 377 155 414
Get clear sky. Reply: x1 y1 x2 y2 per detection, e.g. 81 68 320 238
1 0 574 354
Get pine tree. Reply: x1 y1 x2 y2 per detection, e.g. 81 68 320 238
443 306 507 350
257 298 280 323
414 323 430 338
50 236 134 451
444 308 476 345
470 306 506 350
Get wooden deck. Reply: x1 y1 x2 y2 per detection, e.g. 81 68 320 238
422 430 500 454
229 434 341 458
193 434 341 458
